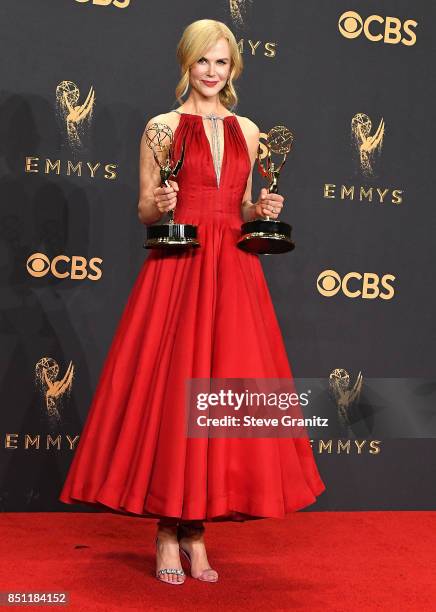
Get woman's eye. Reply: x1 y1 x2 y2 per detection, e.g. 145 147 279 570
198 58 226 64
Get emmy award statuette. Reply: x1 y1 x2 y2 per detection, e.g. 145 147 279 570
143 121 200 249
237 125 295 255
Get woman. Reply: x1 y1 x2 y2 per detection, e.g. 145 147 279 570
59 18 325 585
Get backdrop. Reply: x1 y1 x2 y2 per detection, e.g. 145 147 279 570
0 0 434 512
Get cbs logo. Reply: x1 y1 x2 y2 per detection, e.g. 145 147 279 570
27 253 103 281
338 10 417 46
317 269 395 300
75 0 130 8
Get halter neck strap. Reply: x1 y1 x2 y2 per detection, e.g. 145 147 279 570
169 109 234 121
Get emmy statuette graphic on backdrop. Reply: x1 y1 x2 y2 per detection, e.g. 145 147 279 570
237 125 295 255
143 122 199 249
328 368 363 426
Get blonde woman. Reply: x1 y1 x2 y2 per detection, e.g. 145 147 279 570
59 18 325 585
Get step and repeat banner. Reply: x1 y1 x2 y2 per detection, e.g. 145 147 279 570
0 1 435 512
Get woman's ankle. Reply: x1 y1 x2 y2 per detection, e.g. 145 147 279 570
178 520 205 541
157 518 179 539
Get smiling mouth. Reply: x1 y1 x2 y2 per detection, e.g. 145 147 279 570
202 80 219 85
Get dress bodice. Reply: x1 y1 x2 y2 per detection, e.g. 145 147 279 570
167 111 251 224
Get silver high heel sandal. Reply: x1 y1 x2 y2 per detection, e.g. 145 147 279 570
177 524 219 583
155 536 186 585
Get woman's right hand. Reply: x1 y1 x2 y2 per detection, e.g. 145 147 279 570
153 179 179 214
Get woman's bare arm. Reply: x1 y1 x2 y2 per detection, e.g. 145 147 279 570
239 118 262 223
239 118 284 222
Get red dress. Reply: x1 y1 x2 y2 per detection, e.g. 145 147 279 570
59 110 325 521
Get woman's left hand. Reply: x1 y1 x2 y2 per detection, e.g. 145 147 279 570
255 187 284 220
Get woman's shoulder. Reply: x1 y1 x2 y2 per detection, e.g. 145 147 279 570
144 111 180 132
234 114 259 134
235 114 260 151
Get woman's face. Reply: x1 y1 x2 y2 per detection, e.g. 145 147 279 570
189 37 231 98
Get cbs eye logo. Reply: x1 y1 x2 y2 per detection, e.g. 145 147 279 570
75 0 130 8
27 253 103 281
338 10 417 46
317 269 395 300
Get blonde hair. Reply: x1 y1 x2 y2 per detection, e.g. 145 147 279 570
175 19 243 110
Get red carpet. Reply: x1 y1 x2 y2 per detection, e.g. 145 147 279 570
0 511 435 611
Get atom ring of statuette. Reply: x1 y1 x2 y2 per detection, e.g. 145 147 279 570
268 125 294 156
145 122 185 186
257 125 294 195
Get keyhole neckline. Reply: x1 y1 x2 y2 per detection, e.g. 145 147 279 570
170 109 230 189
170 109 236 121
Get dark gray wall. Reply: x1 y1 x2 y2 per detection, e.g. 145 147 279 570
0 0 434 511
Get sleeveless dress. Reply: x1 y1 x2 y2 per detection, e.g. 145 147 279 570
59 110 326 521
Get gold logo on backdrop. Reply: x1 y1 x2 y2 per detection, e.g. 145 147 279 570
310 439 381 454
55 81 95 151
351 113 385 178
237 39 277 58
228 1 277 57
24 82 117 180
35 358 75 421
329 368 363 425
26 252 103 280
316 269 395 300
24 157 117 179
75 0 130 7
323 184 403 205
339 11 364 39
4 434 80 450
230 0 251 26
323 113 404 206
338 10 417 46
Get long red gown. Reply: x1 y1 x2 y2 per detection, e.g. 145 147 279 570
59 110 325 521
